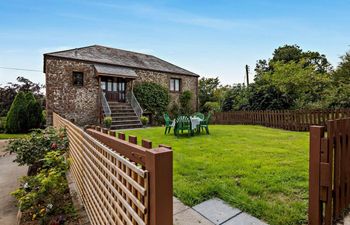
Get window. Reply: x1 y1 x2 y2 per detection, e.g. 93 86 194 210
72 72 84 86
170 78 181 92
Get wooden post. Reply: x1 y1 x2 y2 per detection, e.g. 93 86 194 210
309 126 324 225
118 132 125 140
145 147 173 225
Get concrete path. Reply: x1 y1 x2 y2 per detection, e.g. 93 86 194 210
174 197 267 225
0 140 28 225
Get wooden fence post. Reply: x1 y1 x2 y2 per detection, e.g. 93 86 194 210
145 147 173 225
309 126 324 225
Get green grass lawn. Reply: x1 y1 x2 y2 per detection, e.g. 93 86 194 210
0 133 28 139
122 125 309 225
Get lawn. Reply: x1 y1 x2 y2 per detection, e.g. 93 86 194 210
0 133 28 139
122 125 309 225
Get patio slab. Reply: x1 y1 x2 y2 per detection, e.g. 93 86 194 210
174 207 214 225
222 212 268 225
192 198 241 225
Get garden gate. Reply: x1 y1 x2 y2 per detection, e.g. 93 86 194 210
53 112 173 225
309 118 350 224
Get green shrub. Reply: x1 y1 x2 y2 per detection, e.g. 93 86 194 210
25 92 43 130
0 117 6 133
134 82 170 124
169 102 180 118
179 90 193 115
5 91 43 133
6 92 28 133
11 150 72 223
203 101 221 113
41 110 47 127
7 127 68 167
103 116 112 128
140 116 149 126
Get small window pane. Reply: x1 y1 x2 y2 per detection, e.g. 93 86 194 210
107 80 112 91
175 79 180 91
113 82 117 91
101 81 106 90
73 72 84 86
170 79 175 91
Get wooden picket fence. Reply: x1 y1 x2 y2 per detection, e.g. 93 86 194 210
309 118 350 224
213 109 350 131
53 112 173 225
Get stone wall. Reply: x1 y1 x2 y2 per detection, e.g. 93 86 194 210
45 57 100 126
134 69 198 111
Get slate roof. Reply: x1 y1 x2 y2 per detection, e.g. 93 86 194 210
94 64 138 78
44 45 199 77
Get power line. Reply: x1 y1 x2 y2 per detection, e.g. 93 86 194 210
0 66 42 72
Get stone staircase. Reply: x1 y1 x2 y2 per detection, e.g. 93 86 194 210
108 102 143 130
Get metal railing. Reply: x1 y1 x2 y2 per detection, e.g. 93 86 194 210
126 91 143 118
101 92 111 117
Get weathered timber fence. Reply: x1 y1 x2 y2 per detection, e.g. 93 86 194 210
53 112 173 225
213 109 350 131
309 118 350 224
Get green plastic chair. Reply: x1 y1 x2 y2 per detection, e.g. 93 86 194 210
193 112 205 120
164 113 174 134
174 116 193 136
200 113 211 134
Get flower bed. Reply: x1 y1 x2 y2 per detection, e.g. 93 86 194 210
9 128 80 225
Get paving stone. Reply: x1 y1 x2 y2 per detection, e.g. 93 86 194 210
173 197 190 215
193 198 241 225
222 212 268 225
173 208 215 225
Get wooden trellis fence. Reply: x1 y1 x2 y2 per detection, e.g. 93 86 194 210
213 109 350 131
309 118 350 224
53 112 173 225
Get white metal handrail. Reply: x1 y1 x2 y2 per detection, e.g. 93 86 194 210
126 91 143 118
101 92 111 117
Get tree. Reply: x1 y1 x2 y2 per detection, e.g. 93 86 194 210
133 82 170 124
0 76 44 116
327 50 350 108
6 92 28 133
5 91 43 133
198 77 220 111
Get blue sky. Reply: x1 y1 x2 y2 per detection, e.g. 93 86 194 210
0 0 349 86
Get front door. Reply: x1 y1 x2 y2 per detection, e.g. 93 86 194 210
101 77 126 102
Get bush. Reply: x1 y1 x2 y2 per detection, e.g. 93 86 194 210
140 116 149 126
179 90 193 115
103 116 112 128
11 150 73 223
169 102 180 118
6 92 27 133
25 92 43 130
7 127 68 167
134 82 170 124
6 91 43 133
203 101 221 113
0 117 6 133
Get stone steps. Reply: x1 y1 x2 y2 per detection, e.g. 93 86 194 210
107 101 142 130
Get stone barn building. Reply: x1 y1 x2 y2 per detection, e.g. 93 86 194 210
44 45 199 129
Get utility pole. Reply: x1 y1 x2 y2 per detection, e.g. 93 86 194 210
245 65 250 86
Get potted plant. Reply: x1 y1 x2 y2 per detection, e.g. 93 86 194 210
140 116 149 127
103 116 112 129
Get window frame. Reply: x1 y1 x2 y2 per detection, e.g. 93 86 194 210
170 78 181 92
72 71 84 87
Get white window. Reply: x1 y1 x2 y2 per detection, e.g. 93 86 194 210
170 78 181 92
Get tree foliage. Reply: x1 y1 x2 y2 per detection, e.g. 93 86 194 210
179 90 193 115
6 91 43 133
203 45 350 112
134 82 170 123
0 76 44 116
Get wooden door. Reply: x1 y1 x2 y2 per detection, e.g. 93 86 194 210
101 77 126 102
